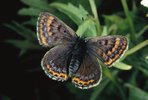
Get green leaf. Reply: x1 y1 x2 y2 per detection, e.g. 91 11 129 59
113 62 132 70
146 56 148 59
5 40 40 50
21 0 50 11
103 14 129 31
50 3 89 25
4 21 36 41
18 7 41 16
76 18 97 37
138 67 148 77
101 26 108 36
126 84 148 100
22 18 37 26
122 39 148 60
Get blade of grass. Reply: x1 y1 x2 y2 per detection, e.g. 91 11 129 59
5 40 41 50
138 67 148 77
4 21 36 41
90 78 110 100
121 0 136 39
104 69 126 100
122 39 148 60
136 25 148 38
113 62 132 70
126 84 148 100
89 0 101 35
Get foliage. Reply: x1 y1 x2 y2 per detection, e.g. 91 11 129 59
4 0 148 100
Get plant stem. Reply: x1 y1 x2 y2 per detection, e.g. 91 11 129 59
121 0 136 39
89 0 102 35
122 39 148 60
136 25 148 38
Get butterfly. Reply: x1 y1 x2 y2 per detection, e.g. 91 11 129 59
37 12 128 89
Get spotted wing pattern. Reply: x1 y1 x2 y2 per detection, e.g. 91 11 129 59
72 54 102 89
37 12 77 47
87 35 128 67
41 45 73 81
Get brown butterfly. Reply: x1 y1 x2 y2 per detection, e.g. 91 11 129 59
37 12 128 89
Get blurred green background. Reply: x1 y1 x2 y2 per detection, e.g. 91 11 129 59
0 0 148 100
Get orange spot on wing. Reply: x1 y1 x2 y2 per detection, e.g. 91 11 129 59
46 16 54 36
111 47 116 53
47 19 52 27
116 37 120 41
122 46 126 49
49 16 54 20
104 59 113 65
103 53 107 58
39 28 48 46
118 50 123 55
107 51 112 55
48 32 53 36
46 65 68 80
112 54 119 61
72 77 94 86
39 24 43 29
98 49 102 55
123 40 127 45
115 40 120 46
114 44 119 49
104 37 127 65
107 37 120 55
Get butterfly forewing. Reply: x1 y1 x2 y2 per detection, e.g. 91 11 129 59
41 45 73 81
72 54 102 89
87 35 128 67
37 12 129 89
37 12 77 47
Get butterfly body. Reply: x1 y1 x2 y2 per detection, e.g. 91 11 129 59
68 37 86 77
37 12 128 89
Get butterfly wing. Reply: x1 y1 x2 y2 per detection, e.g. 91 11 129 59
37 12 77 47
87 35 128 67
41 44 73 81
72 54 102 89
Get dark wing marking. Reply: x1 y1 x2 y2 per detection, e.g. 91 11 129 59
37 12 77 47
87 35 128 67
41 45 73 81
72 54 102 89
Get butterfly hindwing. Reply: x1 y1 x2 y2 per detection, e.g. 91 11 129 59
37 12 129 89
87 35 128 67
37 12 77 47
72 54 102 89
41 45 73 81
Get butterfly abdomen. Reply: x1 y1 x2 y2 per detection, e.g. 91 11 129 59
69 38 86 76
